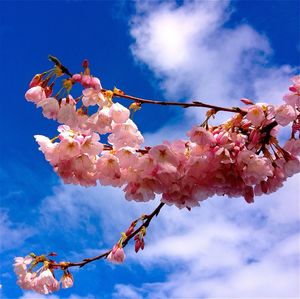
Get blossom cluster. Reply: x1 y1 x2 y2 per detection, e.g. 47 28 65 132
25 65 300 208
13 255 73 294
17 58 300 294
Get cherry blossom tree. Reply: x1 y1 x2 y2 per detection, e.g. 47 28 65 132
14 55 300 295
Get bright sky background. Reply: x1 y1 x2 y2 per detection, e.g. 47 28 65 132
0 1 299 298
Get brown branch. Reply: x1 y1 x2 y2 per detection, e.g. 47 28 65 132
105 89 246 115
50 202 165 269
48 55 73 77
47 55 246 115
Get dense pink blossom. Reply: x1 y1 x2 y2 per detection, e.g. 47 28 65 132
20 61 300 295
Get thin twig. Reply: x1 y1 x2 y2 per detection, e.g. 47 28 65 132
50 202 165 269
48 55 246 115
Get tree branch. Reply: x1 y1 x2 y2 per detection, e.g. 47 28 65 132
50 202 165 269
105 89 246 115
48 55 246 115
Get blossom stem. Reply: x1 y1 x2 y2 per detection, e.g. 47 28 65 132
48 55 246 115
109 90 246 115
50 202 165 269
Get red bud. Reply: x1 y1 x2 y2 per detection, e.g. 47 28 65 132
82 59 89 69
240 98 254 105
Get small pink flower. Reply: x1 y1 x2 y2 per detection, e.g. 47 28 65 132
32 269 60 294
13 256 33 276
107 245 125 264
82 88 106 107
25 86 46 104
61 272 74 289
57 102 78 127
37 97 60 120
275 104 297 126
88 107 113 134
246 105 265 127
187 126 215 146
110 103 130 123
80 133 103 156
284 139 300 156
17 272 35 290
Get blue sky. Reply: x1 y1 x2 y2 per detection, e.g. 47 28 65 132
0 1 299 298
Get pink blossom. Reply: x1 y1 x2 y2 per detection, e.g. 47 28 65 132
88 107 112 134
32 269 60 294
96 153 122 186
25 86 46 104
17 272 35 290
246 105 265 127
110 103 130 123
13 256 33 276
82 88 106 107
284 157 300 177
37 97 60 119
149 145 179 166
80 133 103 156
115 147 138 168
34 135 59 164
61 272 74 289
57 102 78 128
275 104 297 126
124 179 157 202
107 245 125 264
238 150 274 185
283 93 300 108
108 119 144 150
291 74 300 86
284 139 300 156
187 126 215 146
58 137 81 159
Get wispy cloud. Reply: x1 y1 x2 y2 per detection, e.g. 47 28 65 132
0 209 35 252
114 176 300 298
106 1 300 297
18 292 96 299
130 0 296 125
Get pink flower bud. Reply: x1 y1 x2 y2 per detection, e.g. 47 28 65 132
72 73 82 82
29 74 42 88
244 186 254 204
260 181 269 194
25 86 46 104
240 98 253 105
107 245 125 264
61 272 74 289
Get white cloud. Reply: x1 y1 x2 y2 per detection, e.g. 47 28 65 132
114 175 300 298
130 0 297 125
19 292 96 299
0 209 35 252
